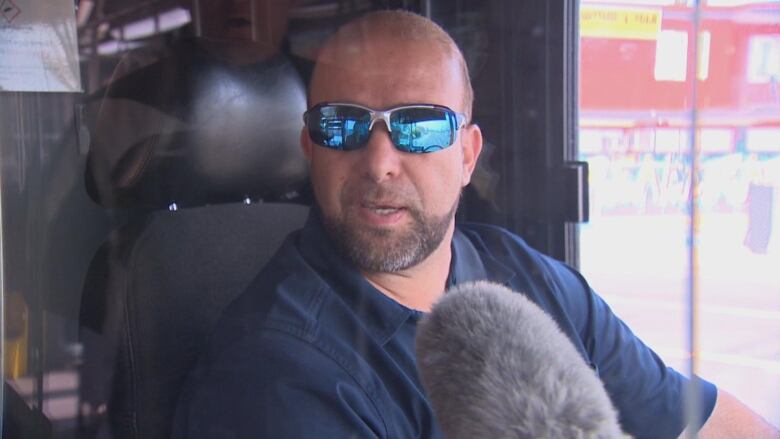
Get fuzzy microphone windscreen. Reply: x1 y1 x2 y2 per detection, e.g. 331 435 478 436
415 281 631 439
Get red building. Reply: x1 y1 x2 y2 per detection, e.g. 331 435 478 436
580 1 780 155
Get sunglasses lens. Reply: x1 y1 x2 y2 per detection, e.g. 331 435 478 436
390 107 456 153
307 105 370 150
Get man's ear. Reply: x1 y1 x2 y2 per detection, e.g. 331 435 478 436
300 127 313 160
460 124 483 187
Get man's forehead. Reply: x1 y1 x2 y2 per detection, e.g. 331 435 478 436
310 63 462 109
315 50 449 82
310 36 460 104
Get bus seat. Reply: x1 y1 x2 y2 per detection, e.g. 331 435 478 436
77 38 311 439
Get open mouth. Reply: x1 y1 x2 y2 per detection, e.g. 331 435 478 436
362 202 406 216
369 207 402 215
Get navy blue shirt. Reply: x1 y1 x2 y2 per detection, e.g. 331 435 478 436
172 212 717 439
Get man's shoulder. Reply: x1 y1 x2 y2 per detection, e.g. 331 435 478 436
455 221 546 264
456 221 584 275
206 233 332 353
455 222 592 323
186 233 391 419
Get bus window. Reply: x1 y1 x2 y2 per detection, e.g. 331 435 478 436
578 0 780 427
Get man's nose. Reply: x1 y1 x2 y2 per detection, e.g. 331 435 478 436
359 125 403 182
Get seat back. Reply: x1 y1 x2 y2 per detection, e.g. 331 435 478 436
80 202 308 439
78 37 311 439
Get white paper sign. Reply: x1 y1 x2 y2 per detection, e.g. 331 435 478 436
654 29 688 82
0 0 82 92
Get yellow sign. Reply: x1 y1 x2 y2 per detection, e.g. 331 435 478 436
580 6 662 40
4 292 28 379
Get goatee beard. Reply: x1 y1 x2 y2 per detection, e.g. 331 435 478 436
318 188 457 273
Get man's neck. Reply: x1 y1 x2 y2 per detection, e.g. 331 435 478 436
362 227 455 313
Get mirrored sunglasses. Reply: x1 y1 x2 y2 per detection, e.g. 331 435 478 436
303 103 467 153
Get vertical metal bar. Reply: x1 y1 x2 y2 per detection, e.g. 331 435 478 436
88 26 99 93
421 0 431 18
192 0 202 37
30 94 44 414
686 0 703 437
251 0 258 42
87 0 105 93
563 0 581 269
0 95 6 439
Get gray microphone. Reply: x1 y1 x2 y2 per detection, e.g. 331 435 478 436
415 281 630 439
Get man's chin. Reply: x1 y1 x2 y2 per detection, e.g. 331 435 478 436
352 220 407 237
344 223 407 252
318 202 456 273
330 223 423 272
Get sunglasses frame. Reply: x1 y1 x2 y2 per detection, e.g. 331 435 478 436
303 102 468 153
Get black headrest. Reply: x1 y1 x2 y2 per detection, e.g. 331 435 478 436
85 39 309 209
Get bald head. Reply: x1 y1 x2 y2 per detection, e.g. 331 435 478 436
310 10 474 121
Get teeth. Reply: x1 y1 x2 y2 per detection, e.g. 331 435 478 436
370 207 400 215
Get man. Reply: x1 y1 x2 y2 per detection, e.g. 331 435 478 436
172 10 778 438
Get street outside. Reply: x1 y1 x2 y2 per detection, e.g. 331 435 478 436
580 212 780 428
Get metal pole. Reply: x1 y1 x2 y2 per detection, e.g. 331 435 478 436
685 0 703 437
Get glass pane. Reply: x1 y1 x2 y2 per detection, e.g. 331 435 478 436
579 0 780 428
1 2 497 438
1 1 313 437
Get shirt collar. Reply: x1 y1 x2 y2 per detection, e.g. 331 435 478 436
298 210 515 345
449 226 516 286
